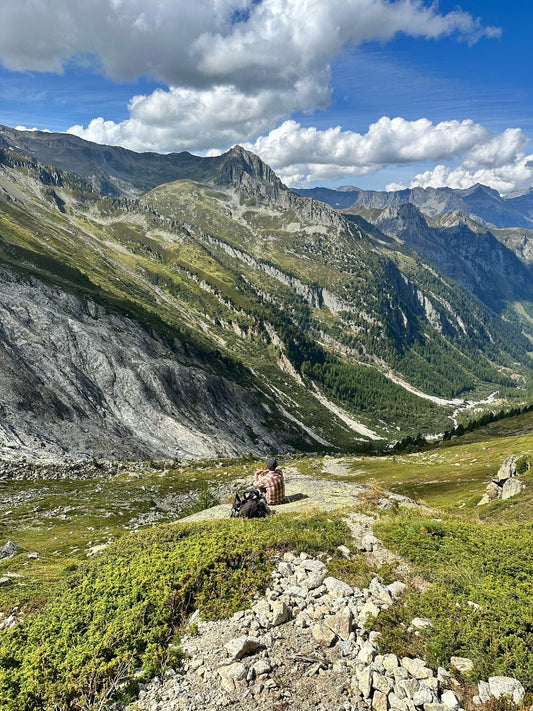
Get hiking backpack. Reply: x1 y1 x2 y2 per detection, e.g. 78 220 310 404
230 488 270 518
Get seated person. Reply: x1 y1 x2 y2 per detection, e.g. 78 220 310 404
253 457 285 505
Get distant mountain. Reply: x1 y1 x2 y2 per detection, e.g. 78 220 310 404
296 183 533 229
344 203 533 312
0 125 531 461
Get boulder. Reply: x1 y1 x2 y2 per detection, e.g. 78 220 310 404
501 478 525 500
495 457 516 482
224 635 263 660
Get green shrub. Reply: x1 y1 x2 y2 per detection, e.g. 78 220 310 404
0 512 349 711
374 512 533 689
515 454 531 476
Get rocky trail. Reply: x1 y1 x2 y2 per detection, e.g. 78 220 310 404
130 501 525 711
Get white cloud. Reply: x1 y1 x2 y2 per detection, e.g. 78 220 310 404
409 127 533 194
0 1 501 152
241 117 491 182
239 118 533 195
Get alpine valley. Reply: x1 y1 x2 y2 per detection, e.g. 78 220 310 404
0 124 532 462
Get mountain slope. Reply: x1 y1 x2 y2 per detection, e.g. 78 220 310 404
0 129 531 460
344 202 533 312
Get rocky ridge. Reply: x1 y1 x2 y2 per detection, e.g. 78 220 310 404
131 545 525 711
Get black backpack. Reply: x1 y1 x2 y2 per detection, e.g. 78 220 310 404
230 488 270 518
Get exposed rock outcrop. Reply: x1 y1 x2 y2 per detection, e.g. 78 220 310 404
478 456 526 505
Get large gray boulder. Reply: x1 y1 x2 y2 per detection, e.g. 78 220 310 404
495 456 516 482
501 477 525 500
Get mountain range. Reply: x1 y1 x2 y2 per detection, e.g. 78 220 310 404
0 124 532 461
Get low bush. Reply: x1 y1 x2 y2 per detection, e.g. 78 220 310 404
0 512 349 711
374 512 533 689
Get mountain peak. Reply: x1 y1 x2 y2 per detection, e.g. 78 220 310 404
214 145 283 189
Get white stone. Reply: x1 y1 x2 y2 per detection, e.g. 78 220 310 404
441 690 459 710
488 676 525 704
477 681 490 703
312 621 337 647
270 600 290 626
218 662 247 692
323 576 354 597
501 477 525 500
411 617 433 630
401 658 434 679
224 635 262 660
414 687 435 706
372 689 388 711
450 657 473 673
388 581 408 599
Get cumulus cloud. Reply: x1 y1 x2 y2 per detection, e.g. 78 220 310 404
410 129 533 194
0 1 501 151
239 118 533 194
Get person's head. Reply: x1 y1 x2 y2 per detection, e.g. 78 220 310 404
266 457 277 471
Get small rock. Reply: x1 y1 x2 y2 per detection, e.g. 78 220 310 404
488 676 525 704
323 577 354 597
270 600 290 626
312 621 337 647
326 608 353 641
360 534 380 552
253 659 271 676
337 545 352 558
411 617 433 630
401 658 434 679
218 662 247 693
224 635 263 660
440 690 459 710
387 581 408 599
450 657 473 673
477 681 490 704
0 577 13 587
372 689 388 711
413 687 435 706
356 666 373 699
372 672 393 695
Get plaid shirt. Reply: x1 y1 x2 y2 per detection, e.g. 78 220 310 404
253 467 285 505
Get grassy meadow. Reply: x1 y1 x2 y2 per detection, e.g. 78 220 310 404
0 411 532 709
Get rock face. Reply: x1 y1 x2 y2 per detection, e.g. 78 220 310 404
478 456 525 505
131 551 526 711
0 267 313 462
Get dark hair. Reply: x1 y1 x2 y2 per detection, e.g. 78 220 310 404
266 457 277 470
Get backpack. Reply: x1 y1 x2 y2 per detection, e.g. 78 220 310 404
230 488 270 518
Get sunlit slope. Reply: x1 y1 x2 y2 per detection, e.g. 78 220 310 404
0 147 531 454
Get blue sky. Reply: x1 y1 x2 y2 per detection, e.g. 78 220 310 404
0 0 531 192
